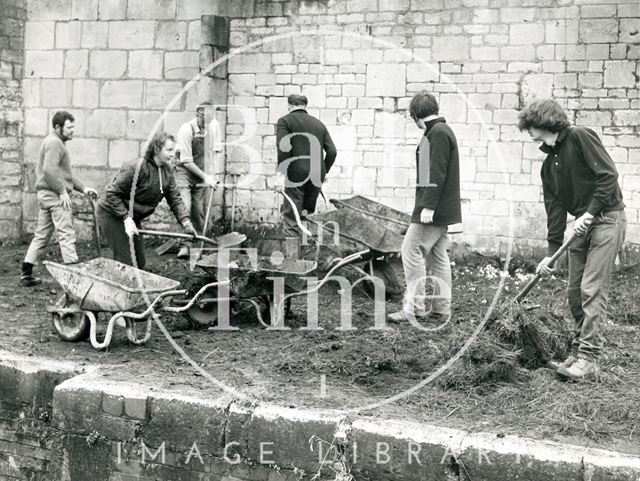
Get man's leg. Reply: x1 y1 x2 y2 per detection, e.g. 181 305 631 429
282 185 305 238
426 231 452 315
175 169 193 256
400 224 448 317
99 207 135 266
50 200 79 264
22 195 56 285
191 184 207 235
576 211 626 361
302 181 322 214
567 234 589 357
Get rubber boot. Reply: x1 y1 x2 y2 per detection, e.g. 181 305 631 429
20 262 42 287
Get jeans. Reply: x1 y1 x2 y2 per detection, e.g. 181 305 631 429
98 206 146 269
567 210 626 361
175 168 207 247
400 223 452 316
24 189 78 265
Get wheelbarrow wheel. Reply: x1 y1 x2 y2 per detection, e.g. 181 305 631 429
52 311 91 342
186 301 219 328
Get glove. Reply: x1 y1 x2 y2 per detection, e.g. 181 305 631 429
83 187 98 199
203 174 218 188
124 217 138 237
420 208 434 224
59 191 72 210
182 221 198 239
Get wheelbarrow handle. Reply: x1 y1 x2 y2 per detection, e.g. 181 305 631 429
137 229 217 246
513 232 578 304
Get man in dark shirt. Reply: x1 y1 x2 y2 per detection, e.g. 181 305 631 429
276 94 337 237
518 99 626 381
388 91 461 323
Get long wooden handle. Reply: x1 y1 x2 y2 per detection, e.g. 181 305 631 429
137 229 217 246
513 232 578 304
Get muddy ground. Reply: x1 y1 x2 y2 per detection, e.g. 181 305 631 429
1 236 639 455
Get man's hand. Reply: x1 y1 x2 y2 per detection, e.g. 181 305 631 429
203 174 218 189
124 217 138 237
59 191 72 210
574 213 593 236
420 208 435 224
83 187 98 199
536 256 555 276
182 220 198 238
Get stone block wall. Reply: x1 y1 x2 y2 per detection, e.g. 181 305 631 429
0 0 26 238
224 0 640 253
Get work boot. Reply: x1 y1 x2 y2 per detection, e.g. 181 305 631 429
20 262 42 287
177 246 189 259
557 357 598 381
557 354 578 370
386 309 426 323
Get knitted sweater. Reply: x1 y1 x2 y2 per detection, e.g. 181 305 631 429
35 132 84 194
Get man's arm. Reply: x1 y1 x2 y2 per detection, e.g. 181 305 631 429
415 130 449 211
322 129 337 174
41 140 67 194
176 122 194 164
542 175 567 256
276 117 291 166
576 128 620 216
164 171 191 225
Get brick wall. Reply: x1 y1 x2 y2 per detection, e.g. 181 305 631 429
0 0 26 239
224 0 640 253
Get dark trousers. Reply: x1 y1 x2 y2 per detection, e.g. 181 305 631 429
567 210 626 360
98 206 146 269
282 181 321 237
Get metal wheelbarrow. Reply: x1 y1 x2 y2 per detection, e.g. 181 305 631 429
44 257 228 350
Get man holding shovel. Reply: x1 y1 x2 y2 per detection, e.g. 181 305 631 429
517 99 626 381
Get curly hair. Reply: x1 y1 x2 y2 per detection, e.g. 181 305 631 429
409 90 439 120
143 132 175 162
517 99 570 132
52 111 74 129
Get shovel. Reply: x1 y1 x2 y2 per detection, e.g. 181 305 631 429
137 229 246 250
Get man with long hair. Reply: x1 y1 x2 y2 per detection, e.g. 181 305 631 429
517 99 626 380
97 131 197 269
20 111 97 286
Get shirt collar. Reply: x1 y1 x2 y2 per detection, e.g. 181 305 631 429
424 117 446 134
539 127 570 154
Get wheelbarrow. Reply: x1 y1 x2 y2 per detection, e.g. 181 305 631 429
44 257 229 350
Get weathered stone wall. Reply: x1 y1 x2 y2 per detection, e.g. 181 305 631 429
0 0 26 239
20 0 229 237
225 0 640 253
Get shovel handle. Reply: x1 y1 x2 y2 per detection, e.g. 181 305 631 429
513 232 578 304
137 229 217 246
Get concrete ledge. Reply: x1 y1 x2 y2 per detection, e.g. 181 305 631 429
2 351 640 481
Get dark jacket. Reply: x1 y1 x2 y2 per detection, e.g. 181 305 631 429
411 118 461 225
98 157 190 223
276 109 337 184
540 126 624 254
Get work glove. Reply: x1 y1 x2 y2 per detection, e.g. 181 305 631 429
124 217 138 237
59 191 72 210
182 220 198 239
203 174 218 189
420 208 434 224
83 187 98 199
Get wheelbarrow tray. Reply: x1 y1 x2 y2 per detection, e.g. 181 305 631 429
196 252 317 298
44 258 180 312
306 207 405 255
330 195 410 235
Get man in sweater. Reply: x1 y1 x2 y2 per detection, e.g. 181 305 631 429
517 99 626 380
174 102 219 259
20 111 97 286
388 91 461 323
276 94 337 237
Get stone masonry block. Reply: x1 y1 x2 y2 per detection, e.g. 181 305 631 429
576 110 612 127
545 20 579 44
407 63 439 82
68 138 108 166
24 108 48 136
72 79 99 108
40 79 73 107
108 21 156 49
500 7 535 22
432 36 469 61
579 19 618 43
366 64 406 97
24 50 63 78
520 73 554 106
127 110 164 139
228 54 271 74
127 0 176 19
128 50 164 79
164 51 199 79
102 393 124 416
72 0 98 20
25 22 54 49
84 109 127 138
55 21 82 49
27 0 71 20
293 35 324 63
124 395 147 420
509 23 544 45
620 19 640 44
100 80 143 108
99 0 127 19
614 110 640 127
143 81 184 110
81 21 109 48
64 49 88 78
90 50 127 78
156 21 187 50
604 61 636 88
109 139 140 168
